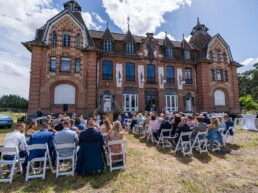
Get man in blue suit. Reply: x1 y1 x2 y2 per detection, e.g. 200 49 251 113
28 122 55 162
153 115 172 140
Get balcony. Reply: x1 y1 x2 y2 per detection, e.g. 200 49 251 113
147 76 156 83
126 75 135 82
185 79 192 84
102 74 113 81
166 77 175 83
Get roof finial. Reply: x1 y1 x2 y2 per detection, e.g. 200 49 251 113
165 31 167 38
106 21 109 29
127 16 130 31
197 17 200 25
183 33 185 40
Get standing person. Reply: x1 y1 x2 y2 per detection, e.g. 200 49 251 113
54 121 79 157
36 108 43 118
3 123 28 168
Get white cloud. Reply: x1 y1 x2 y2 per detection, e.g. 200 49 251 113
82 12 102 30
154 31 176 41
92 12 106 24
102 0 192 35
241 57 258 66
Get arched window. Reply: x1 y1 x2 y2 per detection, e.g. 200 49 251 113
52 33 57 46
54 84 75 104
76 35 81 48
214 90 225 106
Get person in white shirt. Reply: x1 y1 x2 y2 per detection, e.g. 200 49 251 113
3 123 28 167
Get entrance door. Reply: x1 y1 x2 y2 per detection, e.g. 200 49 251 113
145 89 158 112
103 95 112 112
185 93 192 112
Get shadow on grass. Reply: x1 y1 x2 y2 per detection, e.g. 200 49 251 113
0 169 120 193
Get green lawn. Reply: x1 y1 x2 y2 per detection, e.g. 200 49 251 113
1 126 258 193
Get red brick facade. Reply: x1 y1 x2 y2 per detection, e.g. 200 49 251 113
23 0 241 116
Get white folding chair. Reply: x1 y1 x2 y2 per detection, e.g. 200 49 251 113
55 143 76 178
123 119 131 131
25 143 53 181
218 128 226 145
175 131 193 156
224 126 235 144
191 131 208 154
0 146 23 183
157 129 176 148
107 140 126 172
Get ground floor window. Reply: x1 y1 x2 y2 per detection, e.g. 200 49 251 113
54 84 75 104
145 89 158 112
123 94 138 112
165 95 178 112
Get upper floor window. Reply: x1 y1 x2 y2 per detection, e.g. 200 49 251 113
216 51 220 62
60 57 71 72
103 40 112 52
166 66 175 83
185 68 192 84
184 50 191 60
50 57 56 72
147 64 156 83
223 52 227 64
126 43 134 54
216 69 222 81
75 58 80 73
63 32 70 47
102 61 113 80
52 33 57 46
224 70 229 82
126 62 135 82
210 69 215 81
165 48 173 59
209 50 213 61
76 35 81 48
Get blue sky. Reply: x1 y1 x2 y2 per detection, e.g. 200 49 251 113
0 0 257 98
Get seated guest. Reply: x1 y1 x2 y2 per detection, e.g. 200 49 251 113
75 118 85 131
153 116 172 140
217 116 226 130
157 113 164 124
54 114 63 126
26 121 37 136
76 119 107 175
79 114 87 127
191 116 207 140
130 114 137 131
203 114 211 125
148 115 158 132
101 119 112 134
143 113 151 127
223 115 234 135
71 113 76 120
3 123 27 168
187 115 196 128
106 121 124 161
28 122 55 161
174 117 191 143
91 115 100 129
70 119 80 136
54 121 79 157
171 116 181 136
55 119 64 132
207 118 223 148
48 119 56 133
136 113 145 125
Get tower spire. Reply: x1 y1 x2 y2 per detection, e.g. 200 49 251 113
127 16 130 31
197 17 200 25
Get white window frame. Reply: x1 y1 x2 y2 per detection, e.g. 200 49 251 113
126 43 134 54
123 94 138 112
104 40 112 51
54 84 75 105
184 50 190 60
165 95 178 112
214 90 226 106
76 35 81 48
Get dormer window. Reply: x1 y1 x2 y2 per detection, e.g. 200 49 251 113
76 35 81 48
52 33 57 46
126 43 134 54
165 48 173 59
63 32 70 47
103 40 112 52
184 50 191 60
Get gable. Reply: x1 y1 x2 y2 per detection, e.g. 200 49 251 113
206 34 233 64
42 9 88 47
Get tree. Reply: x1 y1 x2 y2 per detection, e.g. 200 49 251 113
0 95 28 109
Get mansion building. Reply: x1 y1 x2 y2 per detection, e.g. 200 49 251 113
23 0 241 116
